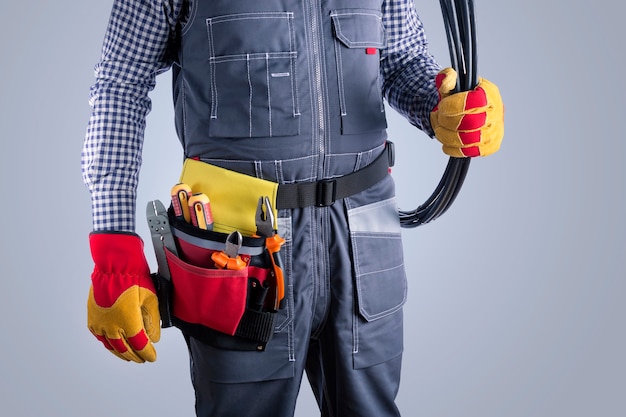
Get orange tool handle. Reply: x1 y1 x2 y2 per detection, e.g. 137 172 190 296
266 234 286 310
211 251 247 270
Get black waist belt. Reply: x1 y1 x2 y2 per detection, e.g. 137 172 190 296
275 142 395 209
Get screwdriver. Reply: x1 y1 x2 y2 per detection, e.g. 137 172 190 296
171 183 192 223
188 193 214 230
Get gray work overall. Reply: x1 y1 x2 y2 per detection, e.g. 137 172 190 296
172 1 407 415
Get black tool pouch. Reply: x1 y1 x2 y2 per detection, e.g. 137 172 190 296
157 207 281 351
151 272 174 328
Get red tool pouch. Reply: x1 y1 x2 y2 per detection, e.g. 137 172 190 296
162 208 280 351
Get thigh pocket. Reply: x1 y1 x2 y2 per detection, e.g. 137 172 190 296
206 12 300 138
347 197 407 368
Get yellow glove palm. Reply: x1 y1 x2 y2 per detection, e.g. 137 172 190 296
430 67 504 157
87 233 160 363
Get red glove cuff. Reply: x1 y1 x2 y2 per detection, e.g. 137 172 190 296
89 232 150 276
89 233 153 307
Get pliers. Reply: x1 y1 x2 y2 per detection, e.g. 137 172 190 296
146 199 178 328
255 196 286 310
147 199 179 276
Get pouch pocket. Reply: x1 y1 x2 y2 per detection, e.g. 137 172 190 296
166 249 249 336
331 9 387 134
206 12 300 138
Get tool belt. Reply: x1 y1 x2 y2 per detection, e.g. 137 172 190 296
151 206 282 351
151 142 394 350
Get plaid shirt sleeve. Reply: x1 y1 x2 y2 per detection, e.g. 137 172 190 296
81 0 185 232
381 0 442 135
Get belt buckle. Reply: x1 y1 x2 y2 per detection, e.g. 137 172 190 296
316 179 337 207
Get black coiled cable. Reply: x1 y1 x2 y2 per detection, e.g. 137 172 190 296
399 0 478 228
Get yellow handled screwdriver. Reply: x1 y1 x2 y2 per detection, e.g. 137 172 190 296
188 193 214 230
171 183 192 223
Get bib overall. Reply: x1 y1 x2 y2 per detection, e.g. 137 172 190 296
172 1 407 415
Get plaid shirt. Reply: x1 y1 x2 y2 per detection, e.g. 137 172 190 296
82 0 441 232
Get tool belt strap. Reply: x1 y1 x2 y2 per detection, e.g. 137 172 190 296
234 308 276 343
275 141 395 209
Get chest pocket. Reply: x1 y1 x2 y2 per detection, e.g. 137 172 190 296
206 12 300 138
331 9 388 134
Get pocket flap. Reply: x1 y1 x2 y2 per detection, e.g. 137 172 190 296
180 158 279 236
331 9 386 49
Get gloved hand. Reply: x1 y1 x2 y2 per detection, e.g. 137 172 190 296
430 67 504 157
87 232 160 363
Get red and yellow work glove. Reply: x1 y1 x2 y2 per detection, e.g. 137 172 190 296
87 232 160 363
430 67 504 157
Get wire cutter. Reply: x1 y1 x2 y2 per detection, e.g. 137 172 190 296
211 230 247 270
255 196 286 310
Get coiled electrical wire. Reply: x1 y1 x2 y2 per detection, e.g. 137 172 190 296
399 0 478 228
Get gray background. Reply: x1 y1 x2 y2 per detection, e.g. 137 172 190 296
1 1 624 416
